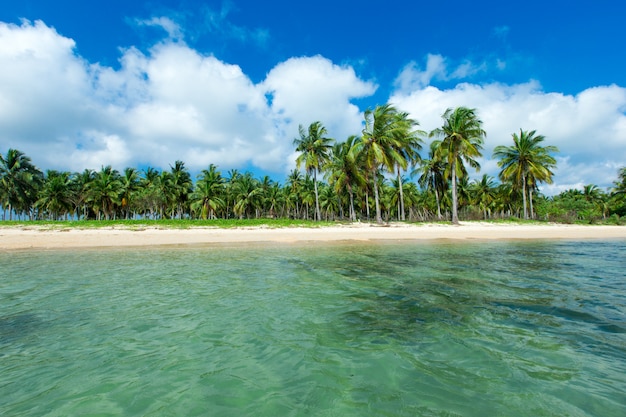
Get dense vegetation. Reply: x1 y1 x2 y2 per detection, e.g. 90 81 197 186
1 106 625 225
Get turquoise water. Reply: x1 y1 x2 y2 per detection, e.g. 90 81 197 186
1 239 625 416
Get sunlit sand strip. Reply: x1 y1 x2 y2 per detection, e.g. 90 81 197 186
1 223 625 250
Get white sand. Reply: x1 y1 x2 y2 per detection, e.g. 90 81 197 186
0 223 625 250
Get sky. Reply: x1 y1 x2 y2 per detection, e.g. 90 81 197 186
1 0 625 195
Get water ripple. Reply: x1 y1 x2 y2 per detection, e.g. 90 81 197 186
0 240 625 416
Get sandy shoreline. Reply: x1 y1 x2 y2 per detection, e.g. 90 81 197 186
1 223 625 250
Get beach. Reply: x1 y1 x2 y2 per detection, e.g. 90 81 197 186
1 223 625 250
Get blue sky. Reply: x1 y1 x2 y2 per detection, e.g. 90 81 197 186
1 0 625 194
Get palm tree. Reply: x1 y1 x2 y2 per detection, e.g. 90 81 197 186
300 174 317 220
87 166 122 220
430 107 486 224
170 160 193 219
318 183 340 220
493 129 558 220
351 104 413 223
325 136 366 221
285 169 304 219
157 170 174 218
258 175 274 218
264 182 285 219
389 174 416 221
0 149 43 220
36 170 73 220
224 169 241 219
293 121 333 221
190 164 224 219
414 140 447 220
582 184 608 219
470 174 497 219
232 172 261 219
70 169 95 220
386 111 424 221
120 167 140 219
135 167 166 219
611 167 626 196
610 167 626 216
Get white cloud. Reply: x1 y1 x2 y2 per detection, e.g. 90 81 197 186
0 20 375 177
135 16 184 41
0 20 98 139
394 54 486 91
1 20 624 194
391 79 626 193
262 55 377 144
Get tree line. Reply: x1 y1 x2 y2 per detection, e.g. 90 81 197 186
1 105 625 224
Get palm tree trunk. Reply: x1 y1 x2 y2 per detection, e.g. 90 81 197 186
529 188 534 219
348 184 356 222
435 191 442 220
397 199 401 221
397 166 405 221
313 170 321 221
451 161 459 225
522 173 528 220
372 168 382 224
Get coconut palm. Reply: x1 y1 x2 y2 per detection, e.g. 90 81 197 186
224 169 241 218
390 111 424 221
318 183 340 220
170 160 193 219
493 129 558 220
0 148 43 220
135 167 164 218
190 164 224 219
36 170 73 220
120 167 140 219
293 121 333 221
611 167 626 196
70 169 95 220
300 174 317 220
325 136 366 221
470 174 497 219
285 169 304 219
264 182 285 219
86 166 122 220
414 140 447 220
351 104 415 223
582 184 608 219
430 107 486 224
232 172 261 219
388 174 417 221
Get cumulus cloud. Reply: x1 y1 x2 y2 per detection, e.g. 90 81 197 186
1 19 624 194
0 19 375 176
391 79 626 193
262 55 377 141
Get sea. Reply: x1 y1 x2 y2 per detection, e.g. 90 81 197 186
1 239 625 416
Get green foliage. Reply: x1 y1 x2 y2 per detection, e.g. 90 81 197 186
2 114 624 225
430 107 486 224
0 218 338 230
535 187 614 224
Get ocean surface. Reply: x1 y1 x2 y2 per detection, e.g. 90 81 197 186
1 239 625 416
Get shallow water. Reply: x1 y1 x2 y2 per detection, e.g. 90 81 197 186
1 239 625 416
